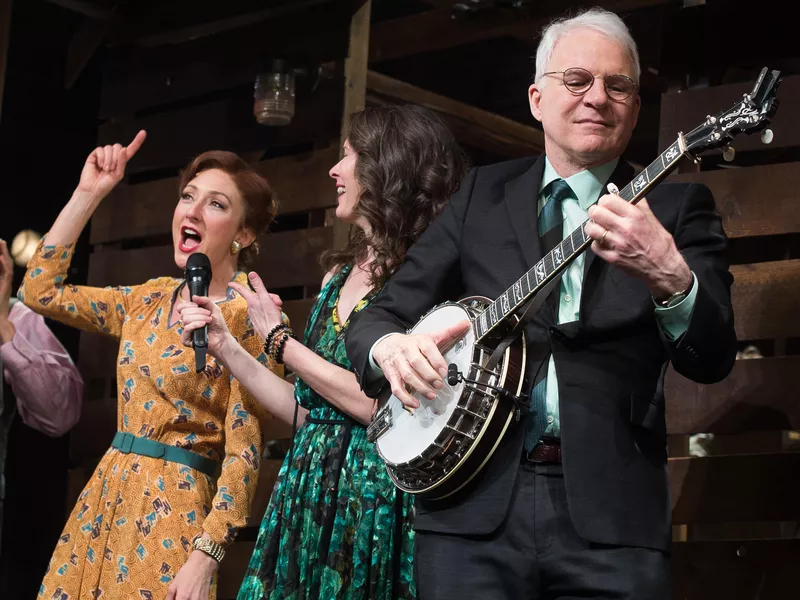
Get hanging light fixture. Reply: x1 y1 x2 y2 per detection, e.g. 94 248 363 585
253 58 296 127
10 229 41 267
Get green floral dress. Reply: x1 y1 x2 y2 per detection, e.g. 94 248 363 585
237 264 417 600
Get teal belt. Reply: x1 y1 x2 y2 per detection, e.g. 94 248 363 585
111 432 219 478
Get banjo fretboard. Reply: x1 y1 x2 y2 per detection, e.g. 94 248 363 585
474 137 686 342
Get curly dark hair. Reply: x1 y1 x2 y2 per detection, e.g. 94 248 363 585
322 105 468 287
178 150 278 270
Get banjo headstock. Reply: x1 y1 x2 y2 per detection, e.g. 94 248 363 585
683 67 781 157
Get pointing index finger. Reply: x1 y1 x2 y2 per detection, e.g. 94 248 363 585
125 130 147 159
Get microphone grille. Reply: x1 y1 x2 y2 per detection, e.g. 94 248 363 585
186 252 211 270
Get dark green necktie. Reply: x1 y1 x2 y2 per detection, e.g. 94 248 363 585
539 178 573 237
525 179 574 452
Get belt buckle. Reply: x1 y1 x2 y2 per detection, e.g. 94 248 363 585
525 440 560 463
523 443 542 463
118 432 134 453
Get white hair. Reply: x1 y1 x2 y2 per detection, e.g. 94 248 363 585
534 7 641 85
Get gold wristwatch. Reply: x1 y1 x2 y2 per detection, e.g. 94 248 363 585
193 537 225 563
654 273 694 308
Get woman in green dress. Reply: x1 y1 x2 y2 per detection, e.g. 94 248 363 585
177 105 467 599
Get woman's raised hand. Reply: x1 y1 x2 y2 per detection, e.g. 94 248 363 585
228 272 284 340
76 130 147 200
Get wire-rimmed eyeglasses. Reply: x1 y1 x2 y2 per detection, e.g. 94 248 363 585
541 67 638 101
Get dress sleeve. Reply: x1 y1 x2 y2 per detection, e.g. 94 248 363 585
18 239 133 339
201 309 284 546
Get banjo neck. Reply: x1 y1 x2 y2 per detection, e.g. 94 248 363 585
474 136 689 344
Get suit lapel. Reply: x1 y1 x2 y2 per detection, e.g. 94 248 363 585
504 155 546 269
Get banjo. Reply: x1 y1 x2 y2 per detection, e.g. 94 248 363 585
367 67 781 500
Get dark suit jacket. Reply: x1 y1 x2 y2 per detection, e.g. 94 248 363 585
345 155 736 552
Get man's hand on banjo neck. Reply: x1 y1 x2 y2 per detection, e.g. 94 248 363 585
372 320 472 409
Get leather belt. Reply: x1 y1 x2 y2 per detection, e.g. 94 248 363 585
524 439 562 463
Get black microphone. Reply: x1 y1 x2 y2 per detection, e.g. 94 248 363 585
447 364 461 386
185 253 212 372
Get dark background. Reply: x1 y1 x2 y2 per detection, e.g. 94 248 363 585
0 0 795 596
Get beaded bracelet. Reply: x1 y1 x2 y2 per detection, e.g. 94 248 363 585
263 323 289 356
274 333 291 365
267 330 283 359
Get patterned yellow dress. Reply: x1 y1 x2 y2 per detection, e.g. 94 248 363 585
19 241 281 600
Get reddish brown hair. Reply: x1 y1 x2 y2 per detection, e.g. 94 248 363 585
178 151 278 269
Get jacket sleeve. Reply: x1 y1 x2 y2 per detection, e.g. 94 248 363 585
663 182 737 383
346 168 477 396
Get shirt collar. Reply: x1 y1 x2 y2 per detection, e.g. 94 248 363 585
539 156 620 211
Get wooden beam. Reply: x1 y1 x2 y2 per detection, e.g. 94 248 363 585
659 74 800 155
341 0 370 137
334 0 371 251
670 162 800 238
0 0 11 123
44 0 113 20
370 5 530 63
370 0 673 63
65 16 112 88
665 356 800 435
729 260 800 341
113 0 332 48
366 70 545 157
670 453 800 524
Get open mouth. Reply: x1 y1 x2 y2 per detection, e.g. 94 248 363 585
179 226 202 253
336 186 345 197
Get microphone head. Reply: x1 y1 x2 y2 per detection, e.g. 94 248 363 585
185 252 211 279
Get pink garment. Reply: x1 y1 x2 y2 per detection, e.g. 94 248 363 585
1 301 83 436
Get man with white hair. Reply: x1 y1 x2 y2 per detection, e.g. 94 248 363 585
346 6 736 599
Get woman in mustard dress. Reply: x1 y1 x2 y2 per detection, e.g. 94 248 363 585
178 106 468 599
20 131 281 600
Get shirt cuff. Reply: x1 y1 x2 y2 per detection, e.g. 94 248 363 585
1 324 38 366
368 333 399 376
654 271 699 342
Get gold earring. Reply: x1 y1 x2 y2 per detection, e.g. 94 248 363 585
231 240 242 255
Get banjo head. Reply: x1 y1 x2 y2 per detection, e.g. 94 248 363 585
375 302 475 466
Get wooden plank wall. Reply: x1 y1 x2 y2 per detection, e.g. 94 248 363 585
64 3 355 597
62 11 800 599
660 74 800 598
